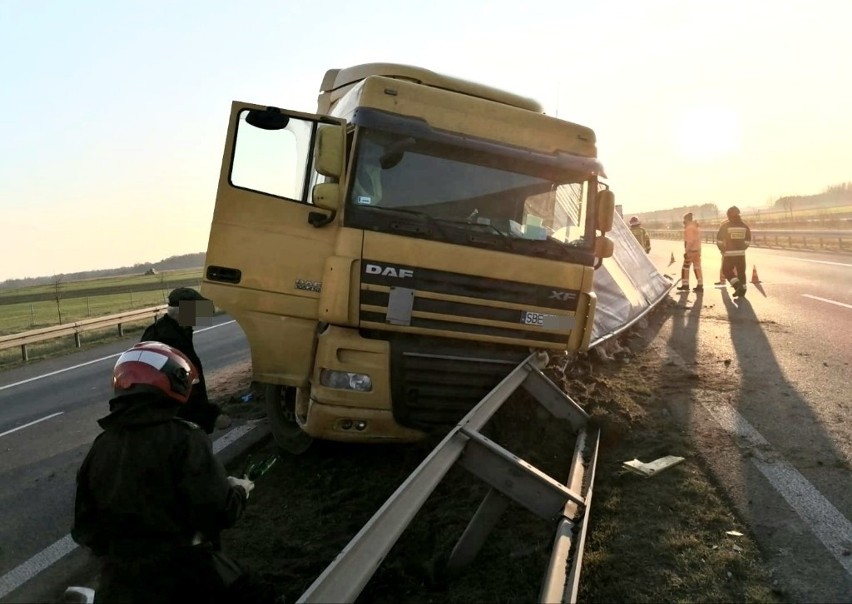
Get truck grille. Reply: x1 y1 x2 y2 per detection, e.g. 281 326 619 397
359 261 580 348
389 338 527 431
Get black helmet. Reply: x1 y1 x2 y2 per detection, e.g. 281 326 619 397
112 341 199 403
727 206 740 219
167 287 208 307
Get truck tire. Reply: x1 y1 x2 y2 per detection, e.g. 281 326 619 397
264 383 313 454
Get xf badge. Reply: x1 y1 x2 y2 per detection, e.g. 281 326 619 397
549 291 576 302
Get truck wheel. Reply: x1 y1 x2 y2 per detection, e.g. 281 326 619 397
264 383 313 454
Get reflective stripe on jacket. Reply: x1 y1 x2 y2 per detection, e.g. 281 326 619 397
716 219 752 257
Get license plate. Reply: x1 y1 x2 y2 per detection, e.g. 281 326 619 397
522 311 545 326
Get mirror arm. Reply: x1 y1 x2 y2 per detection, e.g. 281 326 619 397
309 210 336 228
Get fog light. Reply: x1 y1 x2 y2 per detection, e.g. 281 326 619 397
341 419 353 430
320 369 373 392
354 421 367 431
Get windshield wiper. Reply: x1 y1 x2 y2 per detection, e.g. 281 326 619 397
433 217 510 238
368 206 516 252
372 206 449 238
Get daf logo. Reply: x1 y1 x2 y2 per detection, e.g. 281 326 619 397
365 263 414 279
549 291 576 302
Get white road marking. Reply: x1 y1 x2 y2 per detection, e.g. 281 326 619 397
0 535 78 600
0 353 122 392
664 345 852 578
212 421 257 454
700 401 852 577
802 294 852 310
784 257 852 268
0 419 259 599
0 321 235 392
0 412 63 438
194 321 235 334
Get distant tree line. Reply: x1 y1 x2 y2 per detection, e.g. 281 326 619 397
0 252 206 291
774 182 852 210
627 181 852 230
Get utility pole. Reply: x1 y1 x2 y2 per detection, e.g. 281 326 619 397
52 274 64 325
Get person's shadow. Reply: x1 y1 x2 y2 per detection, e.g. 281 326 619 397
718 289 852 601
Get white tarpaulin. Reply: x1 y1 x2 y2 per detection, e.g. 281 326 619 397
590 214 672 344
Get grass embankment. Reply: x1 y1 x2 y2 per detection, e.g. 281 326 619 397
217 309 784 603
0 269 202 368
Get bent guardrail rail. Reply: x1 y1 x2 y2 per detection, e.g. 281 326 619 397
297 351 598 604
0 305 166 361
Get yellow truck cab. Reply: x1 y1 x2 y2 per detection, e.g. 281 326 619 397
202 63 615 452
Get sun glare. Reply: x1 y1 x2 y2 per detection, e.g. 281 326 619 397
674 106 740 161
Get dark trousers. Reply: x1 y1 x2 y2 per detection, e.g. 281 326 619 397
95 546 274 604
722 256 746 287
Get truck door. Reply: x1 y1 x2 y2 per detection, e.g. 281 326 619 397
202 102 347 385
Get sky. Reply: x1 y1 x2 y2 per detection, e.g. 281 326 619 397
1 0 850 281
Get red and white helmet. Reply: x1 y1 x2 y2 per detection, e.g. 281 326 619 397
112 341 199 403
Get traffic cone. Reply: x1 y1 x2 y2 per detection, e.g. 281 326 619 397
751 266 760 284
669 252 675 266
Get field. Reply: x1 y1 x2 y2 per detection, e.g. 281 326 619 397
0 268 202 367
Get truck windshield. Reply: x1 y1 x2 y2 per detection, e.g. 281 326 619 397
345 127 596 256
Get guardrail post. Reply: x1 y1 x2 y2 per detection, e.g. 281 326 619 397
21 345 28 362
446 488 510 575
118 323 124 337
74 333 82 348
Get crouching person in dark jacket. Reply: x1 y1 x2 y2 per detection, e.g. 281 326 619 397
72 341 274 603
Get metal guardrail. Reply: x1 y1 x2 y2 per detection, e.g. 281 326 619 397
647 229 852 250
298 352 598 604
0 305 167 361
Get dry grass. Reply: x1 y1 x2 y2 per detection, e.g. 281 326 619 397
217 307 784 603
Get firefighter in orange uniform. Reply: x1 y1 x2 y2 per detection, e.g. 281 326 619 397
677 212 704 292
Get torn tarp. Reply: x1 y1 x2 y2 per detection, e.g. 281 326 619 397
590 213 673 345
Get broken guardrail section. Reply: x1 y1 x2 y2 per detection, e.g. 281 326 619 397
297 351 599 604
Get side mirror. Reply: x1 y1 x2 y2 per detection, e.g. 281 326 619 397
245 107 289 131
315 124 344 179
596 190 615 233
594 235 614 259
312 182 340 211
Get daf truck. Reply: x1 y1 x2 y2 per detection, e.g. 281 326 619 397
201 63 615 452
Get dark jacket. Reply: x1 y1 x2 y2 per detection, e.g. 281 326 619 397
629 225 651 253
141 314 220 433
716 217 752 257
72 392 248 603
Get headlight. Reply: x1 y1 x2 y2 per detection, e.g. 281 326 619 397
320 369 373 392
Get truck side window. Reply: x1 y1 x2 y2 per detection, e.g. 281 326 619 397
350 137 384 206
230 110 316 203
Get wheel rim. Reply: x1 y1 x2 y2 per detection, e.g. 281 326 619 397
266 384 313 454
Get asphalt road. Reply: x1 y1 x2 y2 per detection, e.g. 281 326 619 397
649 241 852 602
0 316 252 603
